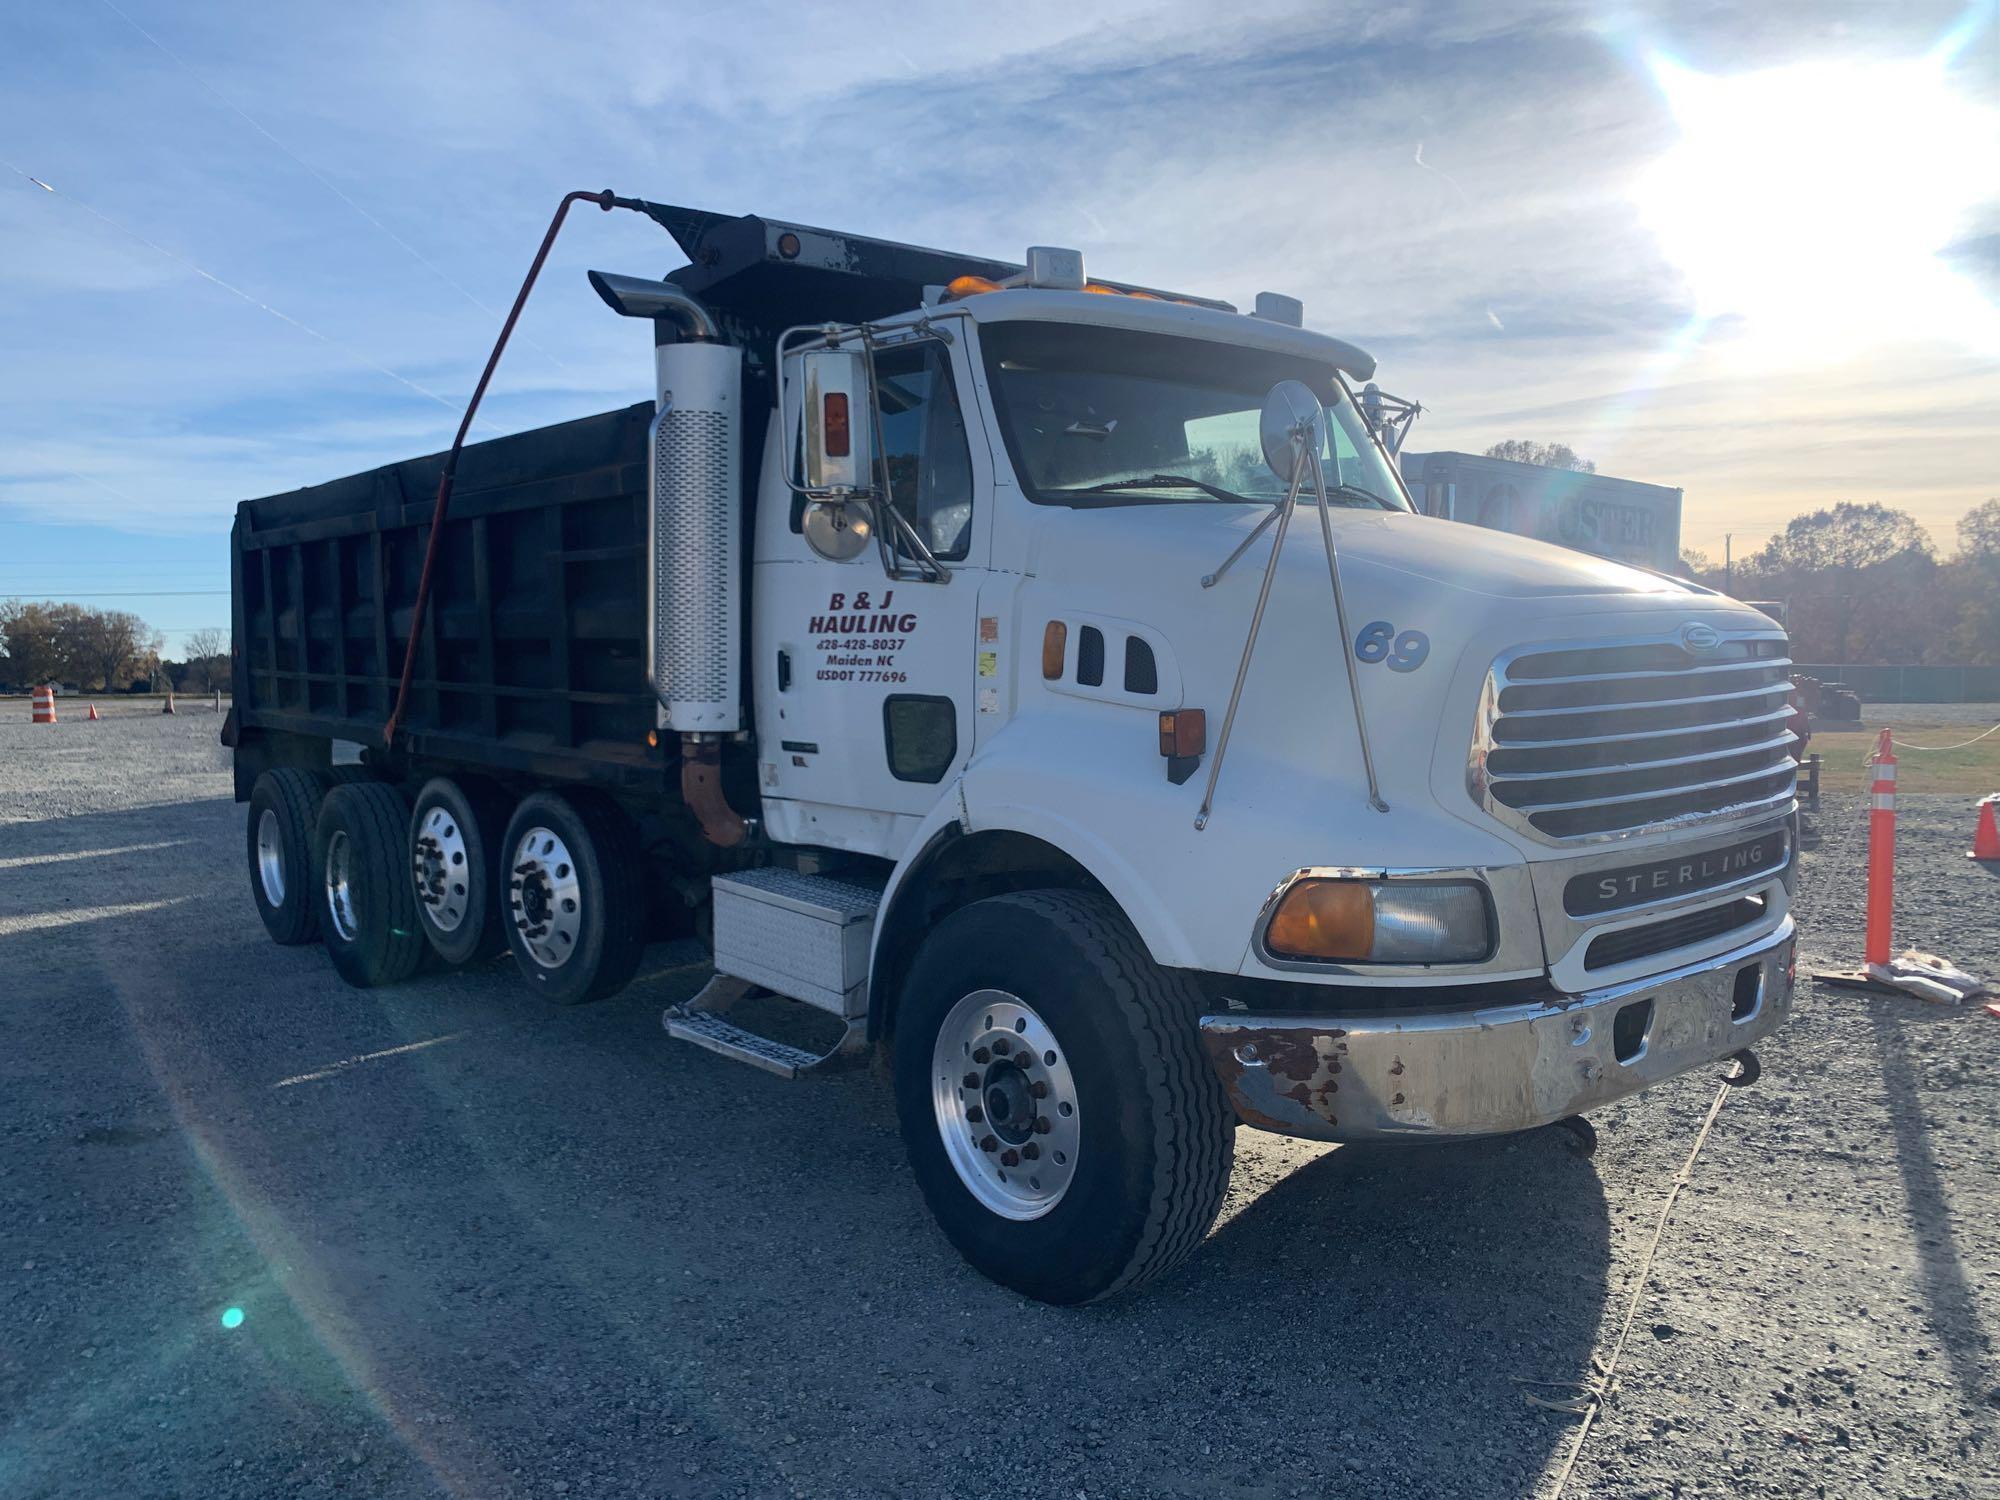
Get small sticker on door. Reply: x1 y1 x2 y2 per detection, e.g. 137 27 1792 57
978 686 999 715
978 615 999 644
977 650 997 678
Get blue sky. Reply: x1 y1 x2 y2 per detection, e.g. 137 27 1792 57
3 0 1995 654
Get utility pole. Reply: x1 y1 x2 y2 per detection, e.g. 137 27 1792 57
1724 534 1733 596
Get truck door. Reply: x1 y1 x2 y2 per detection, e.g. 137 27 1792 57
753 334 990 847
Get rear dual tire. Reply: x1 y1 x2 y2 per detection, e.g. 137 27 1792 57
409 777 510 966
315 781 428 989
247 769 326 946
499 791 645 1006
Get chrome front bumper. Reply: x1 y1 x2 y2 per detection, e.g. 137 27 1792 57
1199 920 1795 1141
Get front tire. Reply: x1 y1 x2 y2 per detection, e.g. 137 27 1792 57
314 781 427 988
892 890 1235 1304
499 791 645 1005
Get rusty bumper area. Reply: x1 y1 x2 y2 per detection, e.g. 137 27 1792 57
1200 921 1795 1141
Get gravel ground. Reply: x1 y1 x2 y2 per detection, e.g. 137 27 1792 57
2 711 1995 1500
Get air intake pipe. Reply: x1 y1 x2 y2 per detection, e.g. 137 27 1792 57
591 269 750 848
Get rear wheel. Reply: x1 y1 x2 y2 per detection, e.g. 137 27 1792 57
409 777 510 965
314 781 427 988
246 768 325 945
499 791 645 1005
892 890 1235 1304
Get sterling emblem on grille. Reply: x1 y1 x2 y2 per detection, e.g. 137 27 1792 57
1680 621 1721 653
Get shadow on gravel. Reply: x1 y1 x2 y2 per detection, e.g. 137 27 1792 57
1105 1131 1613 1491
5 791 1613 1497
1868 1000 1996 1416
0 799 235 929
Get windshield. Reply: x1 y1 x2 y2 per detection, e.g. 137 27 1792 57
978 321 1410 511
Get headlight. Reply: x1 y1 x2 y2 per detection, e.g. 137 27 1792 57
1264 879 1492 964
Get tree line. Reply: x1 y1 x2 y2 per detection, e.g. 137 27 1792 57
1682 498 2000 666
1481 441 1994 666
0 601 229 692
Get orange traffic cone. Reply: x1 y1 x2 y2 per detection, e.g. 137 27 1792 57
31 685 56 723
1971 794 2000 863
162 690 175 715
87 703 100 721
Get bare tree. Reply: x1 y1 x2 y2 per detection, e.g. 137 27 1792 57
1483 440 1596 473
1959 497 2000 562
181 628 230 692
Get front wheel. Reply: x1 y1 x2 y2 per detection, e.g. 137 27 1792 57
892 890 1235 1304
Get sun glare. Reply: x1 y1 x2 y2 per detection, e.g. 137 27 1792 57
1633 51 2000 362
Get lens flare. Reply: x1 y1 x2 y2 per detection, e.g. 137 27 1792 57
1632 50 2000 362
220 1306 245 1330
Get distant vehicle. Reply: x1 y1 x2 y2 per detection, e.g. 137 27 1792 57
1399 450 1683 573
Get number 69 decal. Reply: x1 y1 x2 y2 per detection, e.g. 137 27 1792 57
1354 620 1430 673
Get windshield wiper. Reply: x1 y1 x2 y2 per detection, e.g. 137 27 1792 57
1062 473 1265 505
1323 481 1392 509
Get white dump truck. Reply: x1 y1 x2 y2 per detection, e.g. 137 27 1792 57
228 203 1798 1303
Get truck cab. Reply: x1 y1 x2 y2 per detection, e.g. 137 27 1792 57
231 203 1796 1304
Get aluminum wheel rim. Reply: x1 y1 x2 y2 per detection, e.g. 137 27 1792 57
509 826 581 969
256 809 286 907
323 829 359 942
413 805 472 933
931 989 1080 1221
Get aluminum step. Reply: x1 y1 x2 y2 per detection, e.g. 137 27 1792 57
662 974 861 1078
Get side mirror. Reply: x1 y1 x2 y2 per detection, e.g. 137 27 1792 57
796 347 873 494
1258 379 1326 482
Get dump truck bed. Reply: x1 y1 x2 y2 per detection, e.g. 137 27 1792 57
230 401 671 787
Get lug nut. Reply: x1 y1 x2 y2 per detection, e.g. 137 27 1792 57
992 1038 1011 1056
962 1072 979 1091
1000 1149 1020 1167
973 1047 990 1065
1033 1117 1051 1135
1029 1080 1048 1098
967 1106 984 1123
1022 1143 1039 1161
980 1135 998 1154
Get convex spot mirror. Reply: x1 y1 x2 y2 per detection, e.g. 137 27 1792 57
803 497 874 562
1259 379 1327 482
796 347 873 493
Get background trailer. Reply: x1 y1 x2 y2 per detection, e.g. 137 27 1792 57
1399 450 1683 573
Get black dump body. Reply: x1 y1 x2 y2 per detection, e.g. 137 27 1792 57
230 402 668 796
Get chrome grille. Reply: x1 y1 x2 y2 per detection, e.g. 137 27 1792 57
1474 633 1797 841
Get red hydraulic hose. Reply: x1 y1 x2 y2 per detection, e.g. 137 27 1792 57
383 187 646 747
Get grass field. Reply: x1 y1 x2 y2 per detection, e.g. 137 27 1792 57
1811 714 2000 795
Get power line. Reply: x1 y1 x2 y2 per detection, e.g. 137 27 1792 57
0 590 227 597
3 160 499 431
95 0 568 376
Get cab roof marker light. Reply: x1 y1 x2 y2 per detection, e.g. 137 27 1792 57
1253 292 1304 327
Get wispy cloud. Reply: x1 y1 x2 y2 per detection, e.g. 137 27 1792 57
0 0 1992 566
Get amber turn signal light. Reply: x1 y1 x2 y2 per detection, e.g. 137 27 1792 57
1158 708 1206 760
1265 881 1376 962
1042 620 1068 679
822 392 851 457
